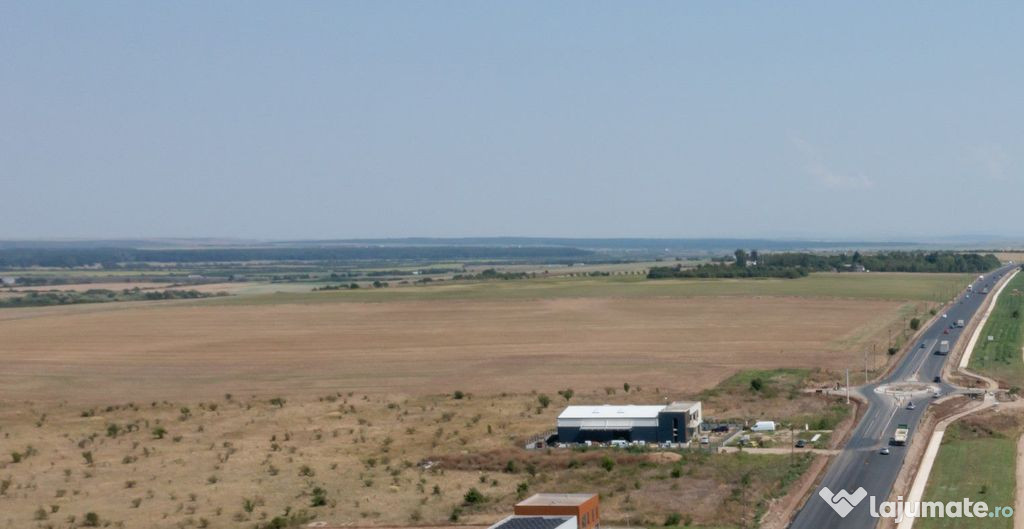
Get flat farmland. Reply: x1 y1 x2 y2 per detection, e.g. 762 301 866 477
0 274 957 403
217 272 970 304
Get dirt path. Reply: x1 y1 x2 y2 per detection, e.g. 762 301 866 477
717 447 839 455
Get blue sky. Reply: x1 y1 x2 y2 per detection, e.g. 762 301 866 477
2 2 1022 240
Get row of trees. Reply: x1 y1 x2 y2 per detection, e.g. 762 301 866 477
649 251 1001 279
0 288 225 308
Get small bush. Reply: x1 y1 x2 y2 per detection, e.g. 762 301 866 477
463 487 486 504
310 487 327 507
664 512 681 526
83 512 100 527
537 394 551 408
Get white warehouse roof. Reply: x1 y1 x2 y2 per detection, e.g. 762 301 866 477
557 405 666 420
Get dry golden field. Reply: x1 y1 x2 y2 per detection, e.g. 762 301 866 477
0 274 964 528
0 387 828 529
0 295 918 403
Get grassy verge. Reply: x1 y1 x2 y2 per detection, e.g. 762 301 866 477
916 413 1021 529
968 272 1024 388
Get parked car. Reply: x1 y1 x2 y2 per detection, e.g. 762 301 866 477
712 425 729 433
700 436 710 444
795 439 806 448
933 376 941 383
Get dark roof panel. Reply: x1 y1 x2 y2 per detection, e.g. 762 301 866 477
493 517 573 529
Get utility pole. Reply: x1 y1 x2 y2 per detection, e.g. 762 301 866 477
846 369 850 404
864 349 869 384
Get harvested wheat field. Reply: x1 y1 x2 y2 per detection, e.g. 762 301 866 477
1 294 920 403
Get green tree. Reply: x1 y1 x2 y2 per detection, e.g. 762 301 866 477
734 249 748 267
910 318 921 331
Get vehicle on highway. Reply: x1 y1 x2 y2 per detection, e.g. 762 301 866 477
933 390 941 398
943 329 949 334
919 342 926 348
907 401 915 410
880 447 891 455
933 375 941 383
937 340 950 354
942 313 948 318
956 319 965 328
893 424 909 446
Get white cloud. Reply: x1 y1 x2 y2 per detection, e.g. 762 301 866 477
791 136 874 190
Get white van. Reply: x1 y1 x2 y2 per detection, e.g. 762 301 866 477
751 421 776 432
610 439 628 448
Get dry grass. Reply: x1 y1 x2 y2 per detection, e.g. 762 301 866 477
0 389 813 529
0 296 921 403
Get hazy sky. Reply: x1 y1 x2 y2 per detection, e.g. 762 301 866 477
2 3 1022 240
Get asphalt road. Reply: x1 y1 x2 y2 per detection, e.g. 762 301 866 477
788 264 1019 529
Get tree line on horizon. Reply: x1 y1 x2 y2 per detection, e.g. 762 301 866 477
648 250 1002 279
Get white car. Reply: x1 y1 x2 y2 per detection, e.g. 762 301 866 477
907 401 915 410
880 447 891 455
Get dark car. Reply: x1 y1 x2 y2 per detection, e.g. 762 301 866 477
795 439 807 448
933 376 941 383
712 425 729 433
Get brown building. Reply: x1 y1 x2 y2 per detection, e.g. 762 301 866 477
514 493 599 529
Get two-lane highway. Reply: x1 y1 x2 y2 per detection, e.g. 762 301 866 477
789 264 1018 529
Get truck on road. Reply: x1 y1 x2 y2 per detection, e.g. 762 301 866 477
893 424 909 446
937 340 950 355
956 319 965 328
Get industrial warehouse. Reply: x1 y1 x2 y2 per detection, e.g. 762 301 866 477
556 401 702 445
